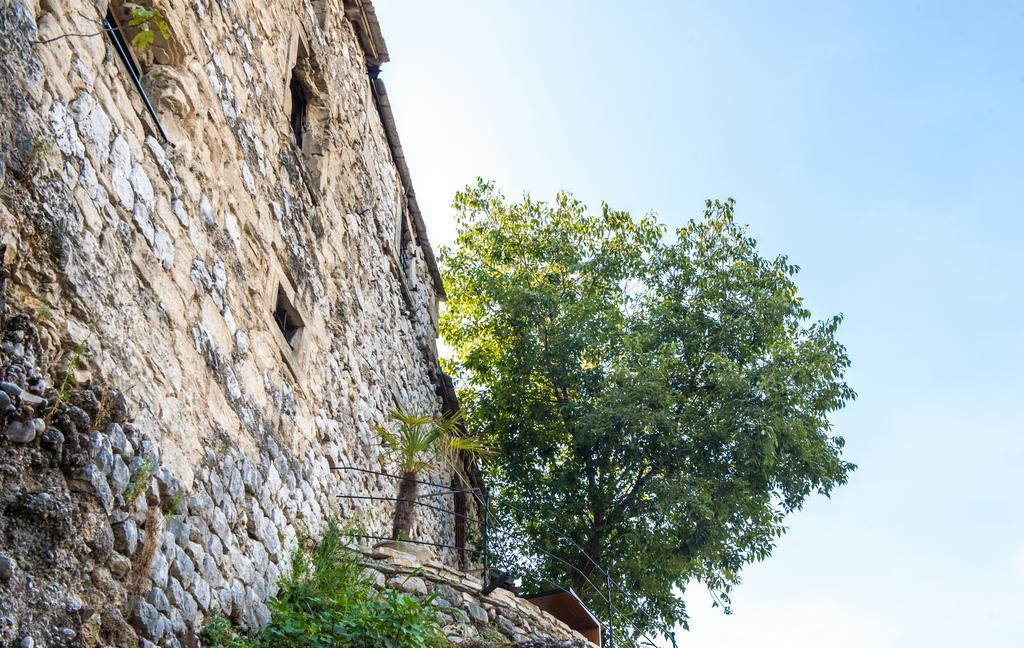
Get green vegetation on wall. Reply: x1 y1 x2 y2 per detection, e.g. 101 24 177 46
202 520 447 648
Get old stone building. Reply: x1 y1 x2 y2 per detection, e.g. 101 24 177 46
0 0 594 645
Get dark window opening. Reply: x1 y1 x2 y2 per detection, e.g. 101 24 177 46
290 76 308 149
398 212 416 271
105 8 143 79
274 287 303 347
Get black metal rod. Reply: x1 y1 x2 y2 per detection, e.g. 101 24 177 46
336 473 664 638
343 533 479 554
339 493 464 521
606 567 615 648
338 487 676 643
488 495 612 582
483 489 491 580
339 492 489 528
334 465 481 494
484 494 673 642
102 19 168 143
336 472 610 613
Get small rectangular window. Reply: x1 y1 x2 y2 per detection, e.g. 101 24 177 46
264 272 309 385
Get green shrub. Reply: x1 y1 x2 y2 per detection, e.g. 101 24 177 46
202 519 448 648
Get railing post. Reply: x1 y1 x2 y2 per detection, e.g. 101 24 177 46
606 567 614 648
483 490 491 579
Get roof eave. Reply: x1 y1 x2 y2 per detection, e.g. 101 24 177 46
344 0 447 300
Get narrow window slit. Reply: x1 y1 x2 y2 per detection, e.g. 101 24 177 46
274 286 303 347
290 77 308 149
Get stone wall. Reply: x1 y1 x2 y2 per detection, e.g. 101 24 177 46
360 545 591 647
0 0 500 644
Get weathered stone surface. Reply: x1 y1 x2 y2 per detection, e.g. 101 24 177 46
146 587 171 614
150 551 170 589
0 554 15 582
389 574 428 596
87 519 114 562
112 519 138 556
129 596 163 640
191 576 212 613
498 615 518 636
198 553 222 587
466 601 489 624
108 424 131 457
169 546 196 589
109 553 132 578
4 419 38 443
110 455 130 496
70 464 114 514
0 0 502 644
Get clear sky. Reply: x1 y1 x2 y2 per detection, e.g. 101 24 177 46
373 1 1024 645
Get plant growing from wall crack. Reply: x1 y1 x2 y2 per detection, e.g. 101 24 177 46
45 341 86 421
125 5 169 51
33 304 52 322
166 489 184 515
124 456 156 504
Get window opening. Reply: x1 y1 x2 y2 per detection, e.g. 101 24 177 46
398 214 410 267
274 286 303 347
290 76 309 149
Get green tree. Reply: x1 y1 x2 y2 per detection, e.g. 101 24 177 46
440 180 855 644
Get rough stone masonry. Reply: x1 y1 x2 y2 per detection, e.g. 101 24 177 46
0 0 586 646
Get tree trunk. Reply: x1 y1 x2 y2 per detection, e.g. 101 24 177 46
570 524 606 597
391 470 420 540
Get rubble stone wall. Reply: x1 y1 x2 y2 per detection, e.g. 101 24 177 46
0 0 489 645
361 545 591 647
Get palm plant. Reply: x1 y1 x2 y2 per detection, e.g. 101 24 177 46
377 409 489 542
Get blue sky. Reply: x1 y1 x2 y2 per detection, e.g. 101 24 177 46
374 1 1024 645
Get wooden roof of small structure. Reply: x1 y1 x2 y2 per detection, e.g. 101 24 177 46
522 587 602 645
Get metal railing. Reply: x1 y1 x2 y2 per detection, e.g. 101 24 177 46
332 465 678 648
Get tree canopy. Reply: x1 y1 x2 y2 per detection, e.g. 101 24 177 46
439 180 856 644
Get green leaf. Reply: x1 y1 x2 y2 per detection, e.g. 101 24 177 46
130 28 154 51
128 6 155 26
